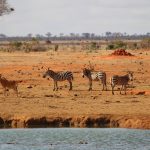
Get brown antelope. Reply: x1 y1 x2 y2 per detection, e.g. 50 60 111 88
0 74 22 96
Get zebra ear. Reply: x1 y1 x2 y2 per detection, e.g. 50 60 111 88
127 71 133 75
42 66 48 70
83 64 86 68
130 71 134 74
82 65 86 70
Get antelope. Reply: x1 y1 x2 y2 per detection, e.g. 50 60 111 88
0 74 22 96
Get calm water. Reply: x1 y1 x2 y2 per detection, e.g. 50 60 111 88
0 128 150 150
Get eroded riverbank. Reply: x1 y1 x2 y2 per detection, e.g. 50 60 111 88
0 115 150 129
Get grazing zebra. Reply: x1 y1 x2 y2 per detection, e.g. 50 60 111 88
0 74 22 97
43 69 73 91
82 68 107 91
110 71 133 95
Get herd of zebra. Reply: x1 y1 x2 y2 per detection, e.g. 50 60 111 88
43 68 133 95
0 68 133 96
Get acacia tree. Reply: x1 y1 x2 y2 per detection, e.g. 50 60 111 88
0 0 14 16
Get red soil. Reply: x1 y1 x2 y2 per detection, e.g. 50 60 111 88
110 49 134 56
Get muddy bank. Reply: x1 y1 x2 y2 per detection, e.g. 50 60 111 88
0 115 150 129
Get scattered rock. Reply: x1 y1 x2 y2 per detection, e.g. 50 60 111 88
45 95 54 97
131 100 139 103
139 61 143 65
92 96 97 99
116 101 120 103
136 91 145 95
17 70 22 73
27 85 33 89
27 73 32 75
105 100 110 103
37 74 41 77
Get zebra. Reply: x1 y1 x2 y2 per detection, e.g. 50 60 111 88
82 68 107 91
110 71 133 95
43 69 73 91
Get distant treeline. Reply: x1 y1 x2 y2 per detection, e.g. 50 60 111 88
0 32 150 41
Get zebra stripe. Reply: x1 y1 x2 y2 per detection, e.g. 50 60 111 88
82 68 107 91
110 72 133 95
43 69 73 91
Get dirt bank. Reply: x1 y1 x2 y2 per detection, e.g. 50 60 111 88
0 115 150 129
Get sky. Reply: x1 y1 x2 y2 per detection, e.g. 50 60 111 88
0 0 150 36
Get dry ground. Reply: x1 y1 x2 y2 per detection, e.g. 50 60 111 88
0 49 150 128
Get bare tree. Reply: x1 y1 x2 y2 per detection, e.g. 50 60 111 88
46 32 52 40
0 0 14 16
82 33 91 39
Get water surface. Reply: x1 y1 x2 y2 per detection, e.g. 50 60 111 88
0 128 150 150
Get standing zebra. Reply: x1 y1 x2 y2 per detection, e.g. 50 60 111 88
82 68 107 91
110 71 133 95
43 69 73 91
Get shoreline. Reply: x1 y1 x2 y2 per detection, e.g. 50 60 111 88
0 114 150 129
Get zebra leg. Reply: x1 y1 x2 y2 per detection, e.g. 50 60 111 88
111 84 115 95
120 85 123 94
124 85 127 95
105 75 107 91
105 83 107 91
89 80 92 91
102 81 107 91
102 81 104 91
68 80 72 91
102 80 107 91
15 86 18 97
120 85 125 95
56 81 58 91
3 88 7 97
53 81 56 91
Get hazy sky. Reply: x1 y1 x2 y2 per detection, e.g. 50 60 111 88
0 0 150 36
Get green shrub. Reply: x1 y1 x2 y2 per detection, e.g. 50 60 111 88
114 40 127 49
90 42 98 50
54 44 59 51
141 38 150 49
106 44 115 50
106 40 127 50
10 41 23 50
